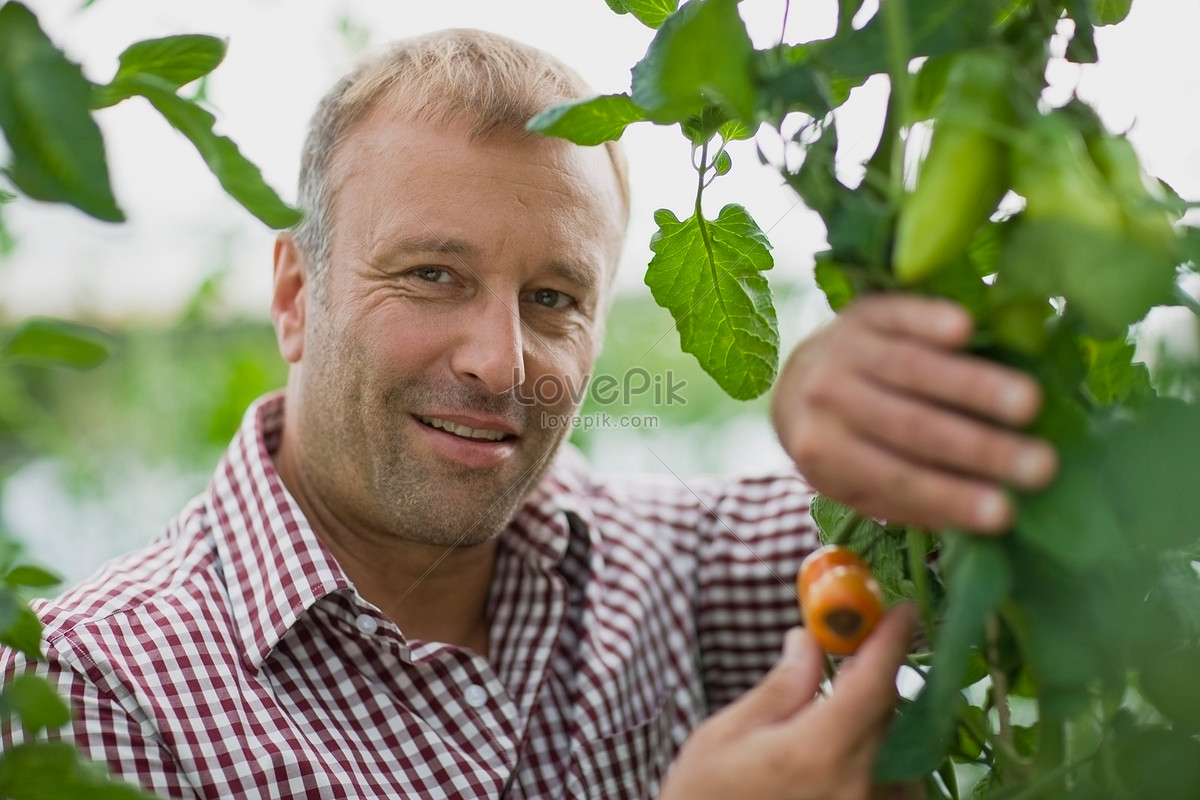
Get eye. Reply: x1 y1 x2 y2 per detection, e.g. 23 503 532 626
411 267 453 283
529 289 574 309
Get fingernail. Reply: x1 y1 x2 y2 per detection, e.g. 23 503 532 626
999 384 1030 420
781 627 806 665
975 492 1009 531
1012 446 1049 487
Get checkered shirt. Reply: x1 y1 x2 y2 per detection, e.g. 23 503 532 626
0 393 818 799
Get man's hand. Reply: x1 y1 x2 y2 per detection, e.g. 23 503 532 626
658 607 920 800
771 294 1057 533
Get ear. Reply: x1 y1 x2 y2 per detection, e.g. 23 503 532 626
272 234 308 364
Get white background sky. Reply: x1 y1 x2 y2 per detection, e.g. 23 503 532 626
2 0 1198 326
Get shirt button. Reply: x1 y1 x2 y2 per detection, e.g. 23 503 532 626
355 614 378 635
464 684 488 708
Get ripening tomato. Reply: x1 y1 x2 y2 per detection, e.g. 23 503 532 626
798 546 885 656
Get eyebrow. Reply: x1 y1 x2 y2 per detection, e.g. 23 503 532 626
371 235 601 292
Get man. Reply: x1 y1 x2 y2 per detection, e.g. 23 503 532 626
0 29 1055 799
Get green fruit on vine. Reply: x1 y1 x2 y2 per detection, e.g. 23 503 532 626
893 51 1014 285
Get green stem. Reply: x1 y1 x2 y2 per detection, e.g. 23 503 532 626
881 0 914 203
1174 283 1200 318
986 614 1013 750
906 527 936 647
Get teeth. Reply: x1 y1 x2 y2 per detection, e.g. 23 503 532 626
418 416 508 441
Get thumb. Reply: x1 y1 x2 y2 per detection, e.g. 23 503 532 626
718 627 825 735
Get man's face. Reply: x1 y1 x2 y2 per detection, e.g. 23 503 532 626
282 105 625 549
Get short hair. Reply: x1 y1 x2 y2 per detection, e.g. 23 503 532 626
293 28 630 297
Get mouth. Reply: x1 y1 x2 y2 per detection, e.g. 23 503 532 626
414 414 515 442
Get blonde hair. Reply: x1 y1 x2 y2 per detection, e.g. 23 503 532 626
293 28 630 295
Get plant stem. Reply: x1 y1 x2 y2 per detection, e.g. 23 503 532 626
906 527 936 647
881 0 914 203
986 614 1013 748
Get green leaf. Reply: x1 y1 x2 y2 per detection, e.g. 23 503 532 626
127 77 300 228
527 93 645 145
809 494 912 604
913 54 954 119
814 258 856 311
1114 728 1200 800
1015 433 1129 569
0 591 43 660
645 203 778 399
1088 0 1132 24
603 0 630 13
0 2 123 221
820 0 998 80
4 565 61 589
784 123 894 269
1083 337 1152 407
92 34 227 109
712 149 731 176
875 537 1011 782
1065 0 1099 64
755 45 836 122
2 317 113 369
624 0 679 28
0 742 161 800
997 219 1178 339
1102 398 1200 551
631 0 757 123
1140 646 1200 735
0 675 70 735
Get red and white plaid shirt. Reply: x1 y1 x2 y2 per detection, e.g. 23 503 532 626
1 394 818 799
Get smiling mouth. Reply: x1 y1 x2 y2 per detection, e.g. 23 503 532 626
415 415 513 442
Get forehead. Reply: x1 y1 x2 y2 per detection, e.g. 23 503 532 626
329 104 628 246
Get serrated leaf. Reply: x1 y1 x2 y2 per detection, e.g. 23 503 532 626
624 0 679 28
4 565 61 589
0 2 123 221
1089 0 1132 25
809 494 912 604
92 34 227 109
875 537 1011 782
631 0 757 124
2 317 113 369
0 591 43 660
0 742 161 800
646 203 778 399
527 93 645 145
126 77 299 228
1 675 70 734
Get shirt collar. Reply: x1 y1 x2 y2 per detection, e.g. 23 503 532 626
207 392 354 672
207 393 599 671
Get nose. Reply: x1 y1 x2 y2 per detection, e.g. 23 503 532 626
450 294 525 395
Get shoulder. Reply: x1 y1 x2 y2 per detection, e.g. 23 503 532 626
22 494 226 684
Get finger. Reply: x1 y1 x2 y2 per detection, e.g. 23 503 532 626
716 627 826 735
791 418 1017 532
837 377 1058 492
849 325 1045 428
845 294 974 349
800 605 917 748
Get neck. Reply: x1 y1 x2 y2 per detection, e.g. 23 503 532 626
273 429 498 658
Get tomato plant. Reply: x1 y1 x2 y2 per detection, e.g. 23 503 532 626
533 0 1200 796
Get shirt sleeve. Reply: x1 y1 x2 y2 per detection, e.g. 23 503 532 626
694 471 820 711
0 644 198 800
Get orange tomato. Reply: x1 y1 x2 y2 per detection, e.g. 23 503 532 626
797 546 885 656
